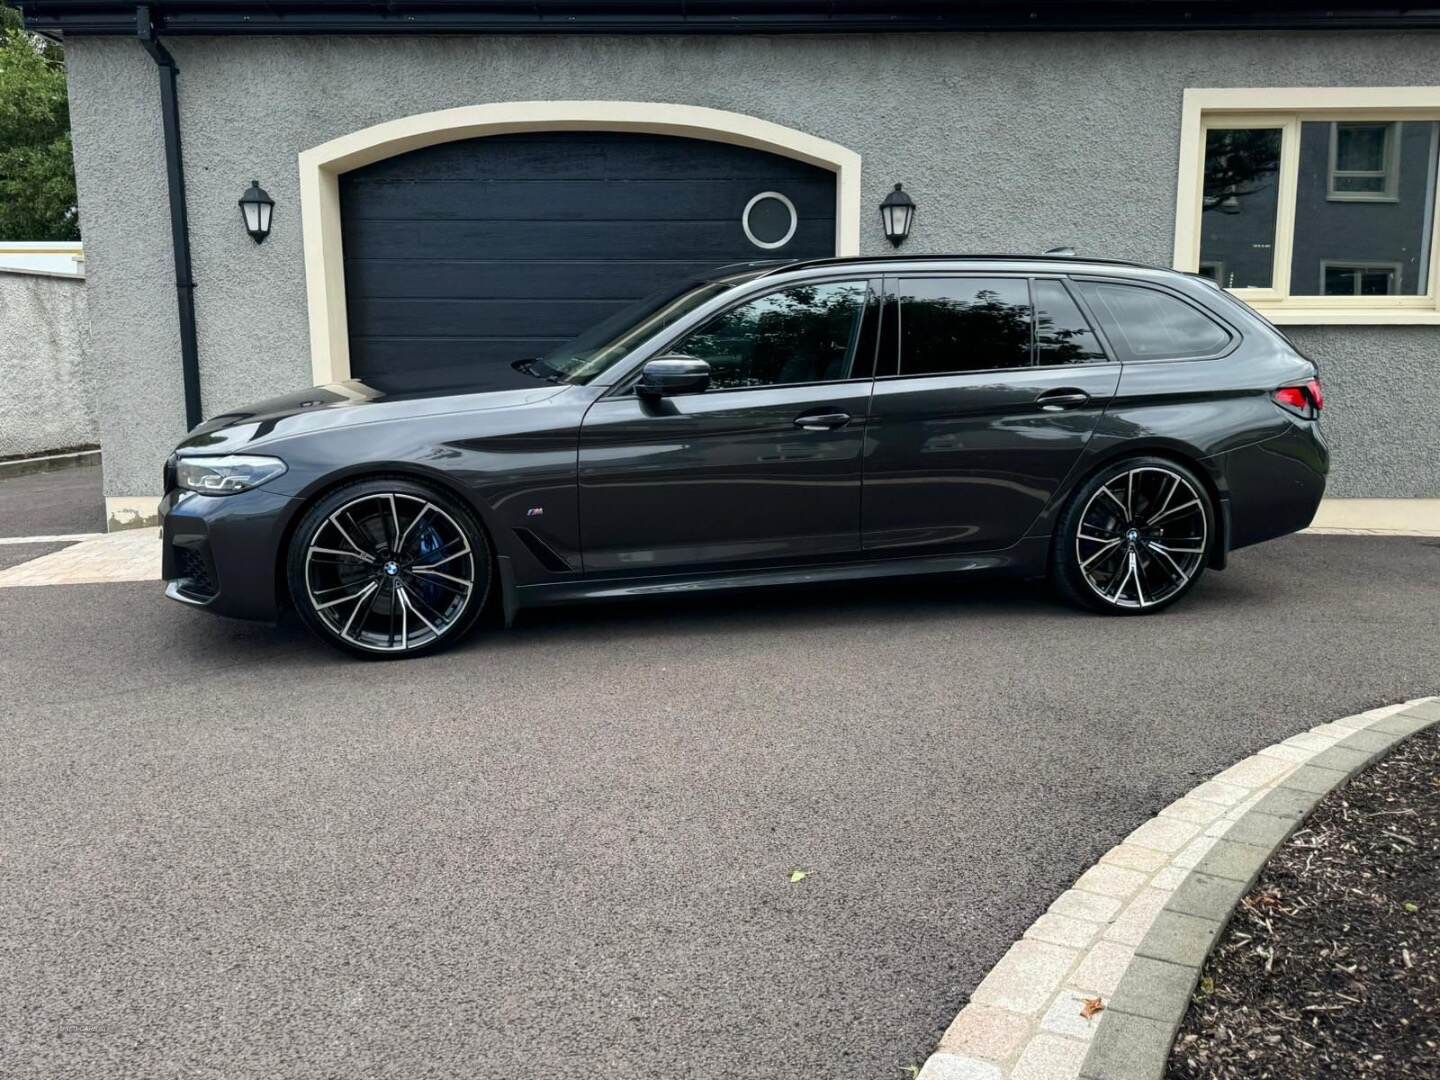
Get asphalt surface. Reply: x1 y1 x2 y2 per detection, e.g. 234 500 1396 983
0 463 105 536
1 534 1437 1080
0 541 71 570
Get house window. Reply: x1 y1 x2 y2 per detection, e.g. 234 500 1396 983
1321 261 1402 296
1329 122 1399 201
1176 89 1440 323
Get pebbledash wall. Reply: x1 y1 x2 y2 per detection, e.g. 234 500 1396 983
61 31 1440 528
0 268 97 460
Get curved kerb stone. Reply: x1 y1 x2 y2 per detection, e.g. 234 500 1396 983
915 695 1440 1080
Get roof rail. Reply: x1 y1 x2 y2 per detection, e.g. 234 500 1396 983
756 253 1166 277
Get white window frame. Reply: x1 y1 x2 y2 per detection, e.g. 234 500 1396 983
1175 88 1440 325
1327 121 1400 202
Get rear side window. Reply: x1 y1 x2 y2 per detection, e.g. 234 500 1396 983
1073 281 1232 361
894 277 1032 375
1034 280 1108 365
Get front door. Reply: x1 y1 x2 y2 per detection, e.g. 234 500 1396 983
862 275 1122 552
579 279 878 573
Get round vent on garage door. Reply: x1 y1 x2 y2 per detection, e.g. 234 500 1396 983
742 191 799 250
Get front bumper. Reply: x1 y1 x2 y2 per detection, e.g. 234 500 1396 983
160 485 300 621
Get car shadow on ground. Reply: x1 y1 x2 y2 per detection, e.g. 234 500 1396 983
235 560 1274 667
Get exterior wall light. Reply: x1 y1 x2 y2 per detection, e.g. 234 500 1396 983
879 183 916 247
238 180 274 244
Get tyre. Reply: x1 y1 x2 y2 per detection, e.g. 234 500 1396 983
1051 457 1213 615
286 477 492 658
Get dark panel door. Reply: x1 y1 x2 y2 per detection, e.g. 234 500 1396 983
340 132 837 380
862 276 1122 553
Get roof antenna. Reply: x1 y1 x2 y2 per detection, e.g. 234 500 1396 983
1044 246 1077 257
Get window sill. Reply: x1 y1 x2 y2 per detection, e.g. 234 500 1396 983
1255 308 1440 325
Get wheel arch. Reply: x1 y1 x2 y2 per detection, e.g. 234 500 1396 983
1047 440 1230 571
273 463 503 615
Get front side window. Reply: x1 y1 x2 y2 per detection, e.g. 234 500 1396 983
675 281 868 391
1073 282 1231 361
894 277 1032 376
1179 91 1440 321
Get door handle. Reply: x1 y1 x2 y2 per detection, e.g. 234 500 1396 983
793 411 851 431
1036 389 1091 412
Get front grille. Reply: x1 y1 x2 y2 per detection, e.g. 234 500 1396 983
174 546 217 600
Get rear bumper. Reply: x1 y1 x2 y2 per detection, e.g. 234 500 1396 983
1222 421 1329 551
159 486 299 621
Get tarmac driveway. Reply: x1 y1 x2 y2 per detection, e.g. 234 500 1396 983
1 534 1437 1080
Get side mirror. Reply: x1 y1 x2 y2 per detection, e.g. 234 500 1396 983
637 355 710 397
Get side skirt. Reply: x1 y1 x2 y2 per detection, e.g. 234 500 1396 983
512 537 1049 611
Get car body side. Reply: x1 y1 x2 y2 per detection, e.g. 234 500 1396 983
160 257 1327 622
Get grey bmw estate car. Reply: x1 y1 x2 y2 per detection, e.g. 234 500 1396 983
161 255 1327 658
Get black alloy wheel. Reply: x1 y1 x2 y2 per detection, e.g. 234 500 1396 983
287 478 492 657
1052 457 1212 614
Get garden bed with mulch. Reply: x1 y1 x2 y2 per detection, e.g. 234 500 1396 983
1167 724 1440 1080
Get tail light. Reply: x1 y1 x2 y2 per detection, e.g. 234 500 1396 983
1274 378 1323 417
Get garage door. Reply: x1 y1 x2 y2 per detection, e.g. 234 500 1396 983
339 131 838 379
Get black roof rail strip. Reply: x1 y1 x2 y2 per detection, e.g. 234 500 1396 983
756 253 1170 278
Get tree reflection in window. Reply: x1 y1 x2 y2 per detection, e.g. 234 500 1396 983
1034 280 1107 365
1203 129 1282 213
1200 128 1283 288
678 281 866 390
897 278 1032 375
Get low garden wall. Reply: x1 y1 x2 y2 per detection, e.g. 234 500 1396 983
0 267 97 459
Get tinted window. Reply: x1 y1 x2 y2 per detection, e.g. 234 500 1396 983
896 277 1032 376
1073 282 1231 360
1034 280 1107 365
677 281 867 391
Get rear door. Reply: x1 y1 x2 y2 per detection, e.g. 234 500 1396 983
862 275 1122 553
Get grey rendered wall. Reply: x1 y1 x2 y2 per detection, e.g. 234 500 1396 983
0 269 97 459
63 30 1440 500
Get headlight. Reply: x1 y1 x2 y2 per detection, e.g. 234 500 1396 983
175 454 288 495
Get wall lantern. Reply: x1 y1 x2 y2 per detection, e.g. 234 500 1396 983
238 180 275 244
879 183 916 247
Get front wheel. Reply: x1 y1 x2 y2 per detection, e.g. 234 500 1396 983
287 478 492 658
1051 457 1213 615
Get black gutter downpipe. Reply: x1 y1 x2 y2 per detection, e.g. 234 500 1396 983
136 4 203 430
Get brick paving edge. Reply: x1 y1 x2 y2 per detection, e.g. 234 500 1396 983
915 696 1440 1080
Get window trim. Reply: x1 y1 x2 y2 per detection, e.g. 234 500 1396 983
1327 121 1399 203
1175 87 1440 324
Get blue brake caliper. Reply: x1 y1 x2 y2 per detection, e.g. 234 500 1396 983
415 524 448 612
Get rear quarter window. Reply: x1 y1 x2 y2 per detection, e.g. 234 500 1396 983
1073 280 1233 361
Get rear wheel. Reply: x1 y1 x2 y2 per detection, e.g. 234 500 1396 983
287 478 492 658
1051 457 1212 615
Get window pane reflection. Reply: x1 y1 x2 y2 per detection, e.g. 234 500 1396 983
1199 128 1283 289
1292 120 1438 295
680 281 866 390
896 278 1033 375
